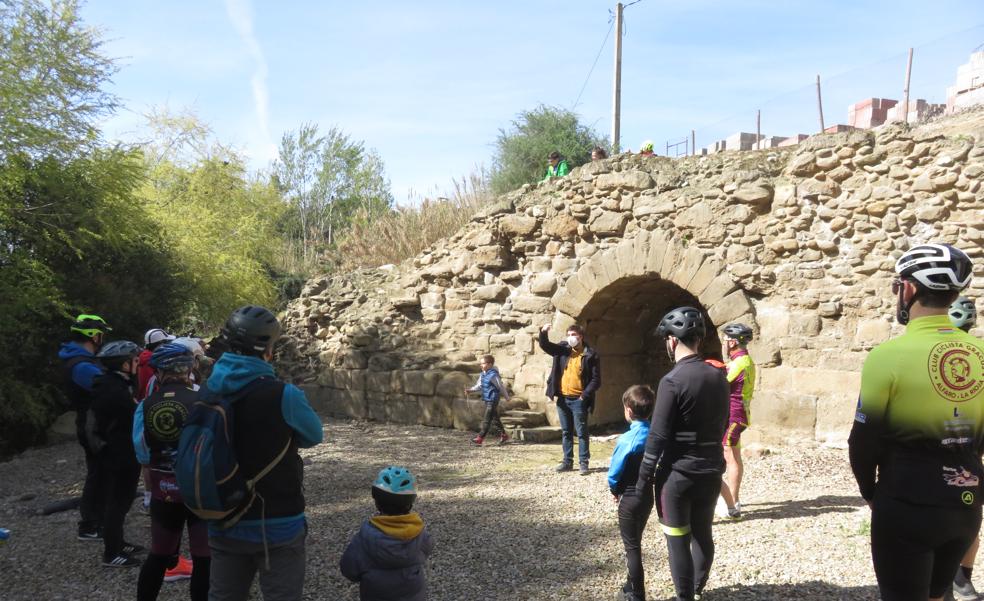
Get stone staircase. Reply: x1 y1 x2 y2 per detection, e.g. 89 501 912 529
500 409 562 443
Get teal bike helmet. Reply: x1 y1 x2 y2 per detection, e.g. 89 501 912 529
949 297 977 332
371 466 417 515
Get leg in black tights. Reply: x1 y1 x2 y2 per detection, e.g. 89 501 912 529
190 555 211 601
657 471 721 600
137 554 172 601
618 487 654 600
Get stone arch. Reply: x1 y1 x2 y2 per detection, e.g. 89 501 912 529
550 230 759 423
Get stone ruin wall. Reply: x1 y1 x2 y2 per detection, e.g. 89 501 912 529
278 111 984 446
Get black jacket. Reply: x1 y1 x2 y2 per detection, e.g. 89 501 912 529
89 371 138 466
538 330 601 410
636 354 729 488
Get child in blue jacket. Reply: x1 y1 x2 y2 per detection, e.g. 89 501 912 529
465 354 511 445
607 385 656 601
340 467 434 601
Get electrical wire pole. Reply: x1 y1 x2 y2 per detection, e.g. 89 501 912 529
611 2 623 153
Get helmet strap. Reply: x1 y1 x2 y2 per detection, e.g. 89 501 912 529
896 282 919 325
665 338 677 364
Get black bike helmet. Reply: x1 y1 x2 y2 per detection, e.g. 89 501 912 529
895 244 972 291
96 340 141 360
657 306 706 340
722 323 753 344
220 305 281 354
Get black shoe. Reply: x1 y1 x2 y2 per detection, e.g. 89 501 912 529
579 463 590 476
555 462 573 472
77 526 102 542
102 552 142 568
122 541 146 555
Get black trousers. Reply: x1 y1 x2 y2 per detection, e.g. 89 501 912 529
478 401 504 437
618 486 655 601
77 433 107 530
98 453 140 558
655 470 720 600
871 494 981 600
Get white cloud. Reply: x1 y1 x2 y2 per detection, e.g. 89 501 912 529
223 0 277 162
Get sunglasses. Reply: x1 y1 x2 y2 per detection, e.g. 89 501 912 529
892 278 908 295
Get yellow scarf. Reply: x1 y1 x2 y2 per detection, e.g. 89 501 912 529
369 512 424 541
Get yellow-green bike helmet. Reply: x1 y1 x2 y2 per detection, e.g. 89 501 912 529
70 314 112 338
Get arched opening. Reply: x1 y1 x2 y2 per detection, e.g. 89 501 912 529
579 275 721 424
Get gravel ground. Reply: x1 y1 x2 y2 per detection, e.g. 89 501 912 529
0 418 976 600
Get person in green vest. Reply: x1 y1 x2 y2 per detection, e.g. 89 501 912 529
542 151 569 181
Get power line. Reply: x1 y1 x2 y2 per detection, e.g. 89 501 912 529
572 17 615 110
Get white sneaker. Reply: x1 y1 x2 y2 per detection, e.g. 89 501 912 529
715 498 730 518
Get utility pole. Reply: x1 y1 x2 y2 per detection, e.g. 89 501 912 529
901 48 914 123
611 2 623 153
816 75 826 133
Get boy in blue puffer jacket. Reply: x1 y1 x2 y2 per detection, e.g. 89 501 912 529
464 355 511 446
608 385 656 601
340 467 434 601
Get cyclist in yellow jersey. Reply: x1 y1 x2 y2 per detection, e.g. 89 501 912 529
718 323 755 519
849 243 983 601
948 296 981 600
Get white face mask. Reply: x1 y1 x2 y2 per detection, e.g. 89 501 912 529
567 335 580 348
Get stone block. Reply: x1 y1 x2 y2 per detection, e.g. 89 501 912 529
595 170 655 191
452 397 489 431
367 392 388 422
435 371 474 398
645 231 670 275
589 210 631 236
419 292 445 309
366 371 391 393
473 245 510 269
855 319 892 349
473 284 509 302
752 390 817 434
512 295 554 314
387 396 421 424
701 273 740 308
668 246 707 291
542 214 579 238
299 385 332 416
499 214 539 237
315 368 336 388
462 335 490 353
530 273 557 295
338 350 368 369
368 353 400 372
815 391 858 444
688 257 723 296
732 185 773 207
708 290 753 325
402 370 440 396
418 396 454 428
334 369 367 391
334 388 368 419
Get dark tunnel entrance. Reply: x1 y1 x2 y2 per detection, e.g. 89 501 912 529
579 275 722 424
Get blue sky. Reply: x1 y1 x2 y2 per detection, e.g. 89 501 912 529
82 1 983 204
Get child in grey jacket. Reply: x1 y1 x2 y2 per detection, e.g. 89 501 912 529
340 466 434 601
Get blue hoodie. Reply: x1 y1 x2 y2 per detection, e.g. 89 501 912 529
607 419 650 496
58 342 103 392
206 353 324 543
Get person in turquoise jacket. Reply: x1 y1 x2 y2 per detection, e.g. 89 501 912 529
542 151 570 181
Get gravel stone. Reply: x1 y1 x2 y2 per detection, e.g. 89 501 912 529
1 418 977 600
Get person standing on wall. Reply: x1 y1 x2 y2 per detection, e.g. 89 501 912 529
849 244 984 601
539 323 601 475
635 307 729 601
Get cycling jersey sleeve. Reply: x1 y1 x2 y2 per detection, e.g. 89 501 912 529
636 376 679 489
848 349 894 501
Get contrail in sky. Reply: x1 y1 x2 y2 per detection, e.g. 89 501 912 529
224 0 275 160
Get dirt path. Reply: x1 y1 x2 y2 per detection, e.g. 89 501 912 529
0 418 967 600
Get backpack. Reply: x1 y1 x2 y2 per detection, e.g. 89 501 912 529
175 377 292 528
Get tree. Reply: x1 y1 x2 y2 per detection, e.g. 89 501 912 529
274 124 392 265
0 0 117 160
490 105 606 194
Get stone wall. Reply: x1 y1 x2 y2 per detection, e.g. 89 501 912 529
279 110 984 445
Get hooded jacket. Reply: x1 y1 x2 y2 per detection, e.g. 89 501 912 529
58 342 105 439
205 352 323 544
340 513 434 601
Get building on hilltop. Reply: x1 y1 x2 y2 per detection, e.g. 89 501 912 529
947 50 984 114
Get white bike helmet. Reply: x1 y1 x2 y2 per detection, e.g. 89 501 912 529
895 244 972 291
949 297 977 331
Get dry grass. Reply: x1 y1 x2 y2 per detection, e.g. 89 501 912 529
336 170 492 271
